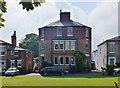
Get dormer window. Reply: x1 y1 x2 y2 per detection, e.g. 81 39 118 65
57 27 62 36
67 27 73 36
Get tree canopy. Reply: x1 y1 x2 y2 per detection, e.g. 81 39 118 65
0 0 45 28
19 33 39 57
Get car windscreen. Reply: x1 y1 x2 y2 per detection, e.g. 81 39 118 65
7 69 16 71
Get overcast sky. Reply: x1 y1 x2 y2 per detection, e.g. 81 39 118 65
0 0 119 51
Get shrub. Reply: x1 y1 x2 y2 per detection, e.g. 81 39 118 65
19 67 27 74
40 61 52 69
106 64 115 75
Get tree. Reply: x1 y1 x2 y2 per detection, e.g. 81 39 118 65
0 0 45 28
73 51 88 72
19 33 38 57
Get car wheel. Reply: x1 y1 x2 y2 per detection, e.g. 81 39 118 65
61 72 64 76
44 72 47 76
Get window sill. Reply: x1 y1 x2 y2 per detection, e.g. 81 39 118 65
0 55 5 56
54 64 58 65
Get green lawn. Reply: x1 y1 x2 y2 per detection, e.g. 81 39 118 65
1 74 120 87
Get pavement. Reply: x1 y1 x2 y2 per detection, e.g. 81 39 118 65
17 70 102 76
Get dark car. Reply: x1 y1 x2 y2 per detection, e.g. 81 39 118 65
40 67 69 76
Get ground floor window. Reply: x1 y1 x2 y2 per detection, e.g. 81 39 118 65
109 57 116 64
60 57 64 65
17 60 22 68
54 57 58 65
70 57 75 65
11 60 15 67
65 57 69 65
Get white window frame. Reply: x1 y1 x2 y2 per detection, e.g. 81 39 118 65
109 42 115 53
57 27 62 36
108 57 116 65
86 28 89 37
54 41 59 51
59 41 64 50
41 28 44 37
14 51 19 57
59 56 64 65
11 51 13 55
54 56 58 65
71 41 75 50
17 60 22 68
65 41 70 50
65 56 70 65
70 56 75 65
11 60 15 67
41 39 44 49
67 27 73 36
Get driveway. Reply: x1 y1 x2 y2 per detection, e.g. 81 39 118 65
18 73 41 76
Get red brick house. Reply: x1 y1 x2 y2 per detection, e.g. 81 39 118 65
7 31 34 73
38 10 92 70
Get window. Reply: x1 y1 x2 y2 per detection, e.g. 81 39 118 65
71 57 75 65
86 28 89 37
109 57 116 65
54 57 58 65
57 27 62 36
86 39 89 49
109 42 115 53
67 27 73 36
11 51 13 55
71 41 75 50
11 60 15 67
1 51 5 56
60 41 64 50
41 39 44 49
65 41 69 50
60 57 64 65
41 28 44 37
65 57 69 65
54 41 58 50
14 51 19 57
17 60 22 68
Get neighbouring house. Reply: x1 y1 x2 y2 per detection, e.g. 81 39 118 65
38 10 92 70
0 40 12 70
93 36 120 70
0 31 34 73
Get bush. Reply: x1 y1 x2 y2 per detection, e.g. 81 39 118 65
19 67 27 74
40 61 52 69
106 64 115 75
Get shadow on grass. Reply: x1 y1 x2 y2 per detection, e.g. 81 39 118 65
43 74 120 78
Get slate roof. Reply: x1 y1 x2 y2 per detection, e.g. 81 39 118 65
0 40 11 45
53 36 77 40
40 20 91 29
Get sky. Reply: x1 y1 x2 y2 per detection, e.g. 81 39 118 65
0 0 119 51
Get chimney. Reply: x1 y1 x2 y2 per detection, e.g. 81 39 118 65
11 31 17 47
60 10 71 21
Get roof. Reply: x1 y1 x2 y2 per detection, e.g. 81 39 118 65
0 40 11 45
10 46 32 52
98 35 120 47
39 20 91 29
52 36 77 40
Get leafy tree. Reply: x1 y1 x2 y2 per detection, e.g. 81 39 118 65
0 0 45 28
73 51 88 72
19 33 38 57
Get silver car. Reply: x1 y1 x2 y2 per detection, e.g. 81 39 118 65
5 68 20 76
114 67 120 74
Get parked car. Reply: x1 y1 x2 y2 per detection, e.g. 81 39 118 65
40 67 69 76
114 67 120 74
5 67 20 76
0 68 5 76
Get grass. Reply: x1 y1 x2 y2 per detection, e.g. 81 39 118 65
1 74 120 87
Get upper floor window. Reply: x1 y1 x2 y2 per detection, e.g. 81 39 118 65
86 28 89 37
60 41 64 50
57 27 62 36
14 51 19 57
54 41 58 50
65 41 70 50
41 28 44 37
109 42 115 53
67 27 73 36
71 41 75 50
86 39 89 49
41 39 44 49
